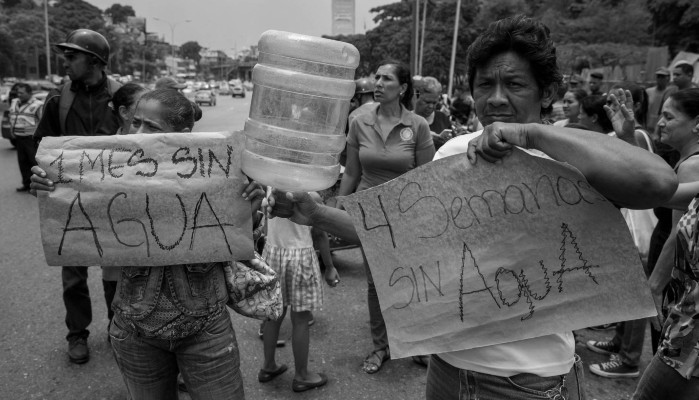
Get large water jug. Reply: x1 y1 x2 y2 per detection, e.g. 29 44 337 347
241 30 360 192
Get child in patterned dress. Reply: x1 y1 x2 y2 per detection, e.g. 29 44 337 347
258 191 340 392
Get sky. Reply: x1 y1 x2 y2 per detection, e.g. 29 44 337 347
85 0 396 55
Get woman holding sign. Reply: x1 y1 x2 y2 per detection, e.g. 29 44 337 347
266 15 677 400
31 89 265 399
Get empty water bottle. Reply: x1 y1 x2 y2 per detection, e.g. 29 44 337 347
241 30 359 192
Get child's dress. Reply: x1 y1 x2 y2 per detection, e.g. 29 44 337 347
263 217 323 312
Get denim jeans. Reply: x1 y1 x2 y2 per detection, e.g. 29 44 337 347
426 354 586 400
109 313 245 400
632 354 699 400
363 251 388 351
612 319 646 367
63 266 117 340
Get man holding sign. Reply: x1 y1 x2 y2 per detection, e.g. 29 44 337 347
268 15 677 400
32 29 121 364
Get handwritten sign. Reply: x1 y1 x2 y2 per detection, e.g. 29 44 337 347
35 131 254 267
341 149 656 358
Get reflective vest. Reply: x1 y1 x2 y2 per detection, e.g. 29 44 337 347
9 97 43 137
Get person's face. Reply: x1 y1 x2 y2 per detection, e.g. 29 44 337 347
131 99 177 134
472 51 554 127
658 98 699 150
578 109 598 132
17 87 31 103
656 74 669 87
374 65 406 105
414 92 440 118
673 67 692 89
62 52 92 82
562 91 581 121
120 91 147 134
588 77 602 93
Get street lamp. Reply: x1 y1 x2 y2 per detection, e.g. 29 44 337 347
153 17 191 77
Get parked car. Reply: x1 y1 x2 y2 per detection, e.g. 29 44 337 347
0 85 12 104
195 89 216 106
231 84 245 98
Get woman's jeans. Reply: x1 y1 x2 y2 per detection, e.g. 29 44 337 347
426 353 586 400
109 313 245 400
632 354 699 400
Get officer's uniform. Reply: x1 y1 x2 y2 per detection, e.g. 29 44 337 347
10 96 43 189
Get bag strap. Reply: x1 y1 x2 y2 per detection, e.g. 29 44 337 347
635 129 654 153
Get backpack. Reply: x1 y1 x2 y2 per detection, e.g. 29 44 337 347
58 78 121 136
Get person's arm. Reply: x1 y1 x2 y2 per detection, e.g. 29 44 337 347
33 93 61 143
652 159 699 210
336 145 361 206
648 215 679 296
648 210 681 329
240 180 266 228
415 119 436 166
308 192 340 286
468 122 678 209
662 181 699 210
312 227 340 286
267 191 360 244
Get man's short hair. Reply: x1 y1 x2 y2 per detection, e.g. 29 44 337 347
675 61 694 76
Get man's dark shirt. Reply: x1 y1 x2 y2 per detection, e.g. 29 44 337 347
34 73 120 141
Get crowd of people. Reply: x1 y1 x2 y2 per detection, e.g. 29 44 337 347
6 13 698 400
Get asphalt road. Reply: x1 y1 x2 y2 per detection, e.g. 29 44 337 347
0 93 651 399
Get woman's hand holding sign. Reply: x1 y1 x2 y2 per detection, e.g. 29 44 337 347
467 122 530 164
30 166 54 196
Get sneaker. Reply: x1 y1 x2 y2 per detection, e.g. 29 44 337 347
68 337 89 364
589 358 639 378
586 340 619 355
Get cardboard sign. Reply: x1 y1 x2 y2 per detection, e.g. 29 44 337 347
35 131 254 267
341 149 656 358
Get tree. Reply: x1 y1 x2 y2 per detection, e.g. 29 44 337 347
0 26 16 76
539 0 652 47
647 0 699 54
180 41 202 66
104 3 135 24
50 0 105 33
325 0 480 83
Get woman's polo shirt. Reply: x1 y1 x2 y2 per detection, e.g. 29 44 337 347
347 104 434 191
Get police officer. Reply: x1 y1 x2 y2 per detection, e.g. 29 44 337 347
348 77 376 125
10 83 43 192
33 29 121 364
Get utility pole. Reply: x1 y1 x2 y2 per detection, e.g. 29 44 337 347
412 0 420 74
447 0 461 98
418 0 427 75
154 18 191 76
44 0 51 77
